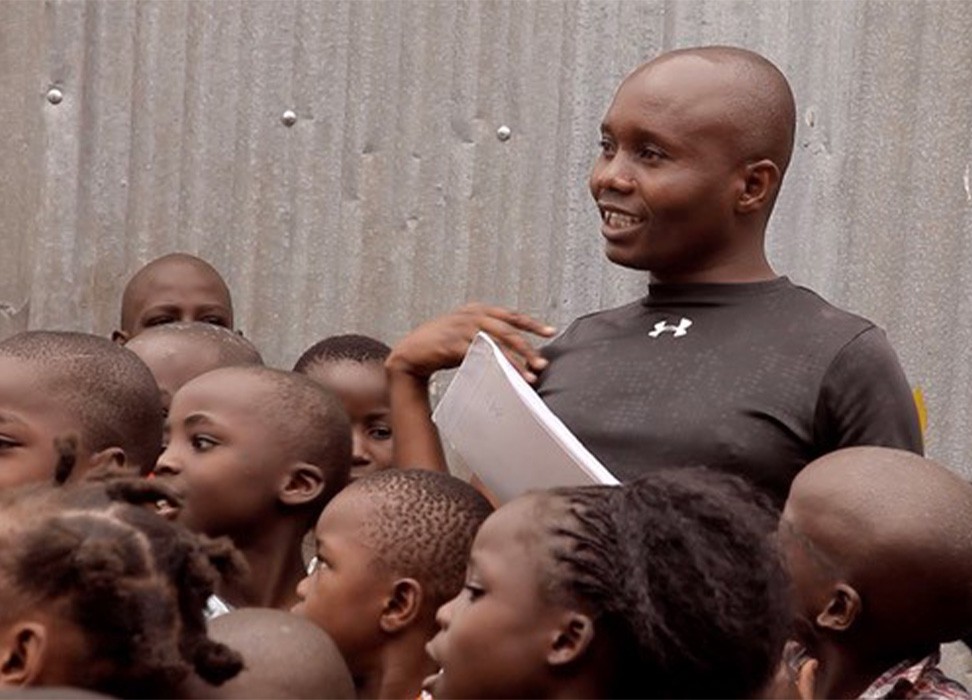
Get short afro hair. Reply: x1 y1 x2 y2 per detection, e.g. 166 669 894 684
127 322 262 367
344 470 493 609
536 468 789 699
0 331 163 474
293 334 390 373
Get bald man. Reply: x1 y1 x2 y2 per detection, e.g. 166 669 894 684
780 447 972 699
387 46 922 507
113 252 234 343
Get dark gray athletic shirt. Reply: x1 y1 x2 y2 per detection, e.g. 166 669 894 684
536 277 923 506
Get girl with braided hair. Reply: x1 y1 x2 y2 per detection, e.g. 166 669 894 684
424 467 790 699
0 475 245 697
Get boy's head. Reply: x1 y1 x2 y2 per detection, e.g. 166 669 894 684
0 331 163 487
427 468 789 699
294 334 393 476
180 608 355 699
125 322 263 413
293 470 492 684
590 46 795 280
155 366 351 540
780 447 972 661
115 253 233 342
0 481 243 697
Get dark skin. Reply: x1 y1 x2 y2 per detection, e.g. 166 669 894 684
388 48 788 477
778 447 972 699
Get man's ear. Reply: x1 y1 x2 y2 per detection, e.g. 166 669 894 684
111 330 130 344
279 462 325 507
816 583 862 633
736 158 781 215
379 578 423 634
0 622 48 686
546 611 596 667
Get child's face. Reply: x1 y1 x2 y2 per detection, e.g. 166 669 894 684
293 489 394 674
0 357 84 489
126 335 225 414
304 360 393 477
154 371 287 538
424 495 567 699
123 262 232 337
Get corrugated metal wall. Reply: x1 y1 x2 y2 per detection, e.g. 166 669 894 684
2 0 971 473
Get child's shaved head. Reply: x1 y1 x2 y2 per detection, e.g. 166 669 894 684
117 253 233 340
339 470 492 607
125 322 262 411
293 334 390 372
0 331 162 483
181 608 355 699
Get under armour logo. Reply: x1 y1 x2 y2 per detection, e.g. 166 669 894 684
648 317 693 338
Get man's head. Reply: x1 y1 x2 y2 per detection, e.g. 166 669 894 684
125 322 263 413
590 46 796 282
293 470 492 683
115 253 234 342
780 447 972 661
154 366 351 541
180 608 355 699
0 331 163 487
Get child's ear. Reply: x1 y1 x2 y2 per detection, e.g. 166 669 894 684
279 462 325 507
379 578 423 634
0 622 48 685
546 612 596 667
816 582 862 632
87 446 129 474
111 329 130 344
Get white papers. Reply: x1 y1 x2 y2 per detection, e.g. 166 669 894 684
432 332 619 503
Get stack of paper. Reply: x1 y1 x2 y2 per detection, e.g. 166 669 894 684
432 332 619 503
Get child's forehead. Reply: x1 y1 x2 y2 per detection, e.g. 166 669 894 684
0 356 76 415
126 262 230 309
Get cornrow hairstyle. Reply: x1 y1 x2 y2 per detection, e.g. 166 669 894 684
293 333 391 373
0 331 163 474
0 479 246 698
126 321 263 367
539 468 789 699
346 469 493 609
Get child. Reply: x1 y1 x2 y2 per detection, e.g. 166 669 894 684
154 365 352 611
294 334 394 476
114 252 234 342
293 469 493 700
180 608 355 699
125 321 263 413
0 331 163 487
779 446 972 699
424 467 790 699
0 478 243 697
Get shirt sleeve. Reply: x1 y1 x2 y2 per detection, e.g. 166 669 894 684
813 326 924 456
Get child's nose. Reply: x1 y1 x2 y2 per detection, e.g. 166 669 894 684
295 575 309 601
351 431 371 467
435 595 457 630
153 447 182 476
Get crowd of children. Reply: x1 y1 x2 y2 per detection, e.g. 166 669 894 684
0 44 968 700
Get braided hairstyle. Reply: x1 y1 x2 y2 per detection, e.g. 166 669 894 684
539 468 789 699
0 476 245 697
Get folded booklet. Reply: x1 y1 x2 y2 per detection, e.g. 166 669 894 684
432 332 619 503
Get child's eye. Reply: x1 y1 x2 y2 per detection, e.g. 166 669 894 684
0 436 20 451
598 137 616 156
639 145 666 161
145 315 176 327
199 315 228 327
307 555 330 575
190 434 219 452
368 424 393 441
463 583 485 601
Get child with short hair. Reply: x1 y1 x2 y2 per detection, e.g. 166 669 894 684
424 467 790 699
154 365 352 611
114 252 234 342
180 608 355 700
779 447 972 699
0 478 243 697
294 333 394 477
125 321 263 413
0 331 163 487
292 469 493 699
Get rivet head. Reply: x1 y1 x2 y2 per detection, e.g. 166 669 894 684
281 109 297 127
46 87 63 105
496 125 512 141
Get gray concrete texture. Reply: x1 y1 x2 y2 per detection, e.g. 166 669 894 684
1 0 971 473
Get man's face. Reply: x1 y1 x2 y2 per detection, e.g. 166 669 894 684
122 262 233 338
424 496 566 699
154 370 284 538
589 56 745 281
292 490 393 676
0 357 85 489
